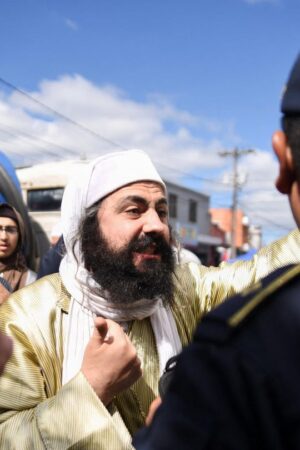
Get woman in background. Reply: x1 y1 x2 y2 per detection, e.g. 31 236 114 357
0 203 36 298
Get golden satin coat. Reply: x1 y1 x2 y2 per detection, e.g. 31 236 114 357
0 229 300 449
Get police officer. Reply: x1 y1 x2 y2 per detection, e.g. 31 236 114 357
133 53 300 450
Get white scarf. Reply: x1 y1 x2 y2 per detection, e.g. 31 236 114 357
60 247 182 384
59 151 182 385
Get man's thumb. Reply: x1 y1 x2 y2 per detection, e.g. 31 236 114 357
93 317 109 340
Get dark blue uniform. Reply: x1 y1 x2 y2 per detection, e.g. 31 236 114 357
134 264 300 450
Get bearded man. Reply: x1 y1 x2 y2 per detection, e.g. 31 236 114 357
0 149 300 449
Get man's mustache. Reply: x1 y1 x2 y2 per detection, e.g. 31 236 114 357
129 234 169 253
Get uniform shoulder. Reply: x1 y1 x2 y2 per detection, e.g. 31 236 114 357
195 264 300 342
227 264 300 327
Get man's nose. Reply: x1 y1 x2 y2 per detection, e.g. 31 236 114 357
142 210 165 235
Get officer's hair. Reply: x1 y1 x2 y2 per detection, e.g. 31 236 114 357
282 115 300 180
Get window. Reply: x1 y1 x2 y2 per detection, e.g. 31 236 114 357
168 193 178 218
27 188 64 212
189 199 197 223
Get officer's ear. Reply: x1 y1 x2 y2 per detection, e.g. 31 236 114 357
272 130 296 194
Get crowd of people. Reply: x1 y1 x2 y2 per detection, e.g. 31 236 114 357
0 54 299 449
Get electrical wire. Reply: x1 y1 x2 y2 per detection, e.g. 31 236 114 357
247 214 292 231
0 76 126 150
0 123 78 157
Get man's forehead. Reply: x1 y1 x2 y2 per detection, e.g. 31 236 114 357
107 180 166 201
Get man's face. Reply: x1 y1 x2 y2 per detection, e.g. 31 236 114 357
97 181 170 271
0 217 19 259
81 181 175 305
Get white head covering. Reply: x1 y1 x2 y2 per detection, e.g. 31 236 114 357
61 149 166 256
59 149 181 384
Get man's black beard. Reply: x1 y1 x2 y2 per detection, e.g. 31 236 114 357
83 230 175 306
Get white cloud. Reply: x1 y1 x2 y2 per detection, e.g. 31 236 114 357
65 18 78 31
6 74 231 174
0 74 291 243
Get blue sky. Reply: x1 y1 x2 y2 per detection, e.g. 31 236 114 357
0 0 299 243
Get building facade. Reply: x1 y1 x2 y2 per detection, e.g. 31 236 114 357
166 181 221 265
210 208 261 260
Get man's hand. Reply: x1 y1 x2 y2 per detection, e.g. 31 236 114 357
81 317 142 405
146 397 162 426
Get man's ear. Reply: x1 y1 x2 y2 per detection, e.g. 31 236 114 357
272 130 296 194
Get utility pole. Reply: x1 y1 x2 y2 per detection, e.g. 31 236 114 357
219 148 255 259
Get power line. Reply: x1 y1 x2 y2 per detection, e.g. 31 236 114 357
238 201 292 231
239 198 288 205
248 213 292 231
0 122 78 158
0 76 126 150
0 128 65 160
157 162 228 186
0 125 228 185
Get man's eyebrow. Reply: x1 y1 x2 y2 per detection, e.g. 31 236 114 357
115 195 168 210
115 195 148 210
156 198 168 207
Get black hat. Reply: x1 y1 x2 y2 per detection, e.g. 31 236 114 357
0 203 18 223
281 53 300 115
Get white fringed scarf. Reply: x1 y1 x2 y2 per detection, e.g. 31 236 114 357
59 150 182 385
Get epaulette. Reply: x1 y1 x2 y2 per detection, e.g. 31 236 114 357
228 264 300 327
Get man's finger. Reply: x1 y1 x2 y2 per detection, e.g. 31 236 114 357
93 317 109 340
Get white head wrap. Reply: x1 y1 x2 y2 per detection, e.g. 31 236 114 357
59 149 182 384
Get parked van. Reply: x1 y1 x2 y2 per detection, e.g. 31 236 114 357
16 159 90 257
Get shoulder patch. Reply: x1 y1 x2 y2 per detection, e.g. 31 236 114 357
228 264 300 327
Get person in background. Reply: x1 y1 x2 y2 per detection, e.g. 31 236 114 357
37 234 65 279
0 203 36 295
0 149 300 448
133 53 300 450
49 219 63 247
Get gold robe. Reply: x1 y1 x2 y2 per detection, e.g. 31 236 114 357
0 229 299 449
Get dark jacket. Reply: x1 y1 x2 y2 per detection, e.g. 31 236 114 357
134 264 300 450
37 235 65 279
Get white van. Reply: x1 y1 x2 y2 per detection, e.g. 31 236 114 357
16 159 90 256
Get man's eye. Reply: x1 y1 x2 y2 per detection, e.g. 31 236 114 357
158 210 168 218
126 208 140 216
